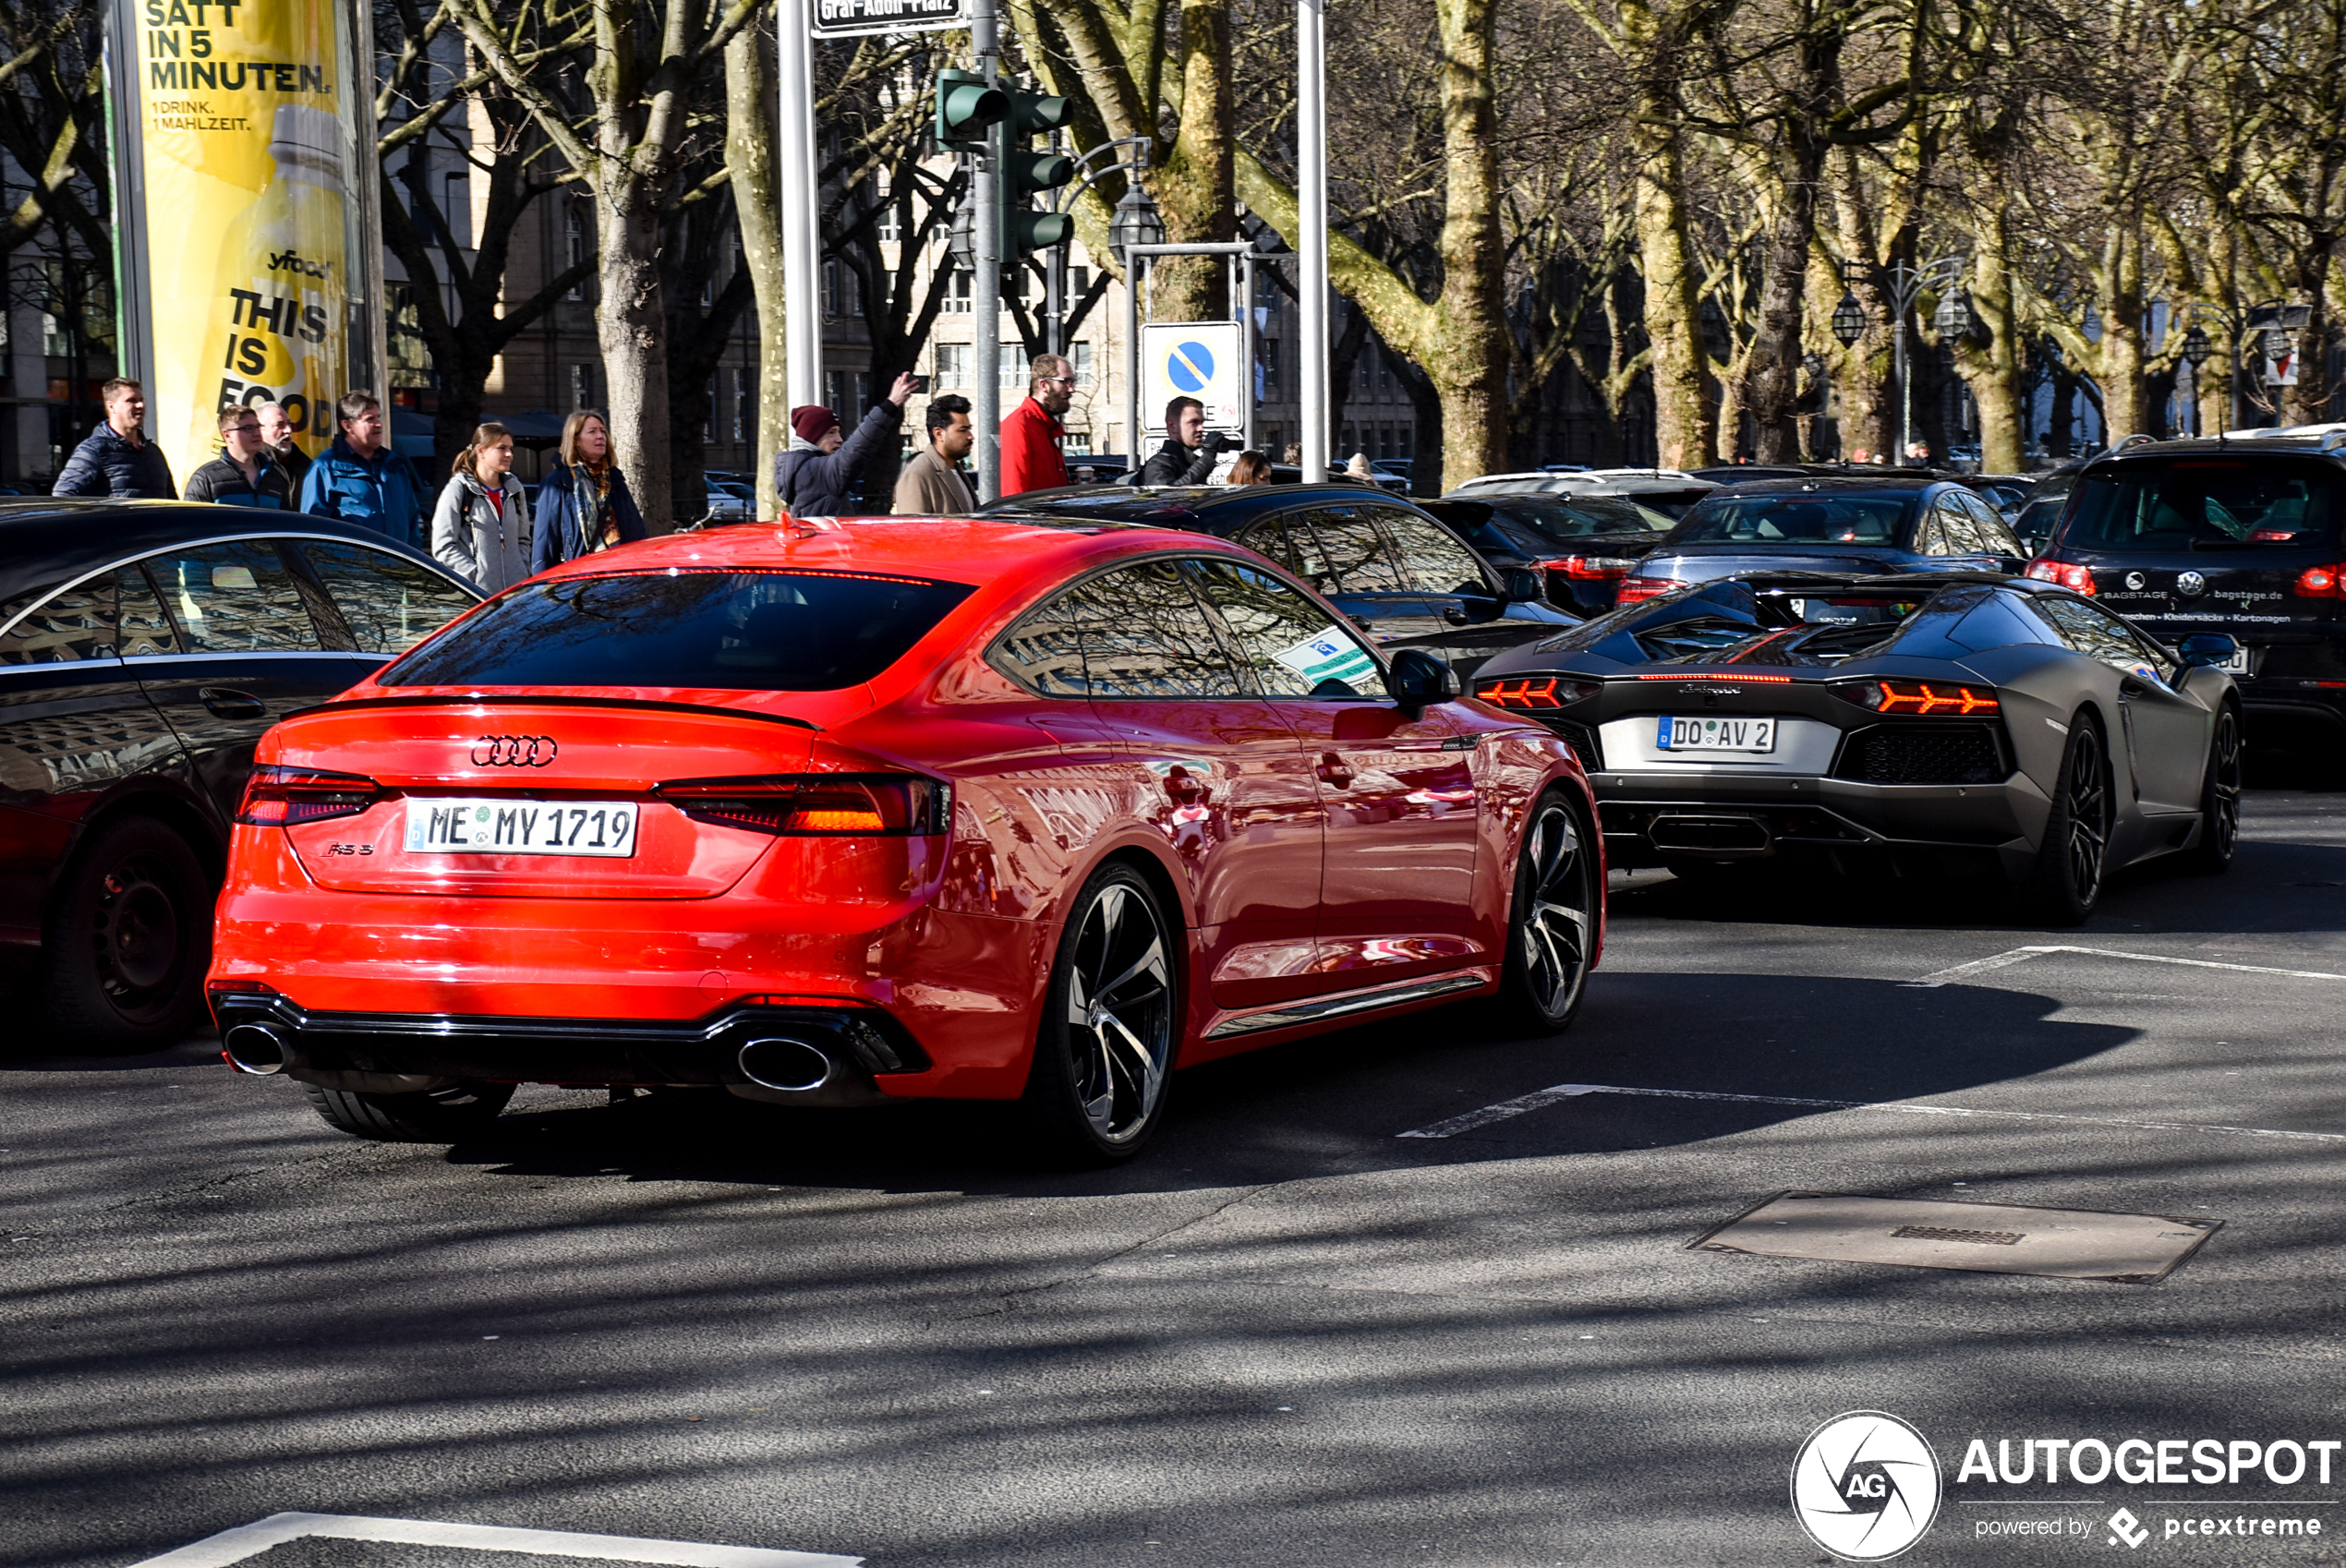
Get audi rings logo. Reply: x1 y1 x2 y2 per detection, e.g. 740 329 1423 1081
1791 1411 1942 1561
471 734 558 767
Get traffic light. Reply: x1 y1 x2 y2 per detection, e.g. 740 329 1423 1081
933 68 1005 151
997 89 1074 257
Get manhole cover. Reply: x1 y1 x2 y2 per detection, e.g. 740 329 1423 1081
1690 1192 2219 1284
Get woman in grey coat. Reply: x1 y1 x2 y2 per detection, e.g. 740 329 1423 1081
431 423 533 592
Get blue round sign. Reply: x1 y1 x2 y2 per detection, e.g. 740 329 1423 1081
1167 341 1215 392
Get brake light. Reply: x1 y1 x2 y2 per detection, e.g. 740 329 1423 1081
1474 676 1599 709
2024 560 2096 595
2293 563 2344 597
1834 680 2001 715
235 765 385 826
1615 574 1681 603
653 774 951 836
1540 555 1638 580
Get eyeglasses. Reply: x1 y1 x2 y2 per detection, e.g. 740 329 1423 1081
229 423 260 436
1038 376 1075 387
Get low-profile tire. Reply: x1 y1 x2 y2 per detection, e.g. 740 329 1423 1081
40 814 212 1051
2023 713 2111 926
1019 862 1179 1164
1489 789 1600 1036
300 1080 515 1142
2186 704 2243 874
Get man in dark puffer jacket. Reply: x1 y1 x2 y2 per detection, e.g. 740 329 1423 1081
54 379 177 499
773 372 915 515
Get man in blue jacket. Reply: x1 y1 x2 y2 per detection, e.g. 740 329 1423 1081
53 379 177 499
298 390 427 544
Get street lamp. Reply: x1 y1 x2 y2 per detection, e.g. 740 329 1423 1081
1931 288 1977 340
1831 290 1866 348
1882 254 1966 462
1109 184 1164 268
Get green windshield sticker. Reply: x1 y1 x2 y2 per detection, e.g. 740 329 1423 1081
1273 630 1377 688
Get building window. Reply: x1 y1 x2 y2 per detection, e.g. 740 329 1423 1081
1065 429 1093 455
570 364 594 409
1070 343 1094 388
733 368 749 445
565 208 588 299
942 268 971 314
1071 265 1091 299
936 344 969 386
706 376 717 441
999 344 1027 391
873 175 899 243
1260 339 1279 397
821 260 840 320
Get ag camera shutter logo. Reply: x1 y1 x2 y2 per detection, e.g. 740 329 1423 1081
1791 1411 1942 1561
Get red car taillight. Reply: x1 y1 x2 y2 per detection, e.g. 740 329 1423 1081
2025 559 2096 595
653 774 952 836
1539 555 1638 581
1474 676 1600 709
1833 680 2001 716
2293 563 2345 597
235 765 385 826
1615 573 1680 604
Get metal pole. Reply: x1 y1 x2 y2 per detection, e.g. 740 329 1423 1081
1892 271 1911 464
1124 254 1142 474
779 0 822 413
1241 254 1257 452
971 0 1002 501
1297 0 1330 482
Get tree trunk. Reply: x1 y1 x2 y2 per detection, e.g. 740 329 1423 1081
595 186 674 532
1632 125 1714 469
1953 212 2026 472
727 22 788 518
1423 0 1508 488
1148 0 1235 320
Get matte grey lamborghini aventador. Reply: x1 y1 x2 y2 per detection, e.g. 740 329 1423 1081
1468 571 2243 922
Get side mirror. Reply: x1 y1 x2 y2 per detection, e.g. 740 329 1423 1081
1499 567 1548 604
1385 647 1460 712
2178 633 2241 669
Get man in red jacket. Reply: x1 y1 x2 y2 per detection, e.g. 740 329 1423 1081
999 354 1074 496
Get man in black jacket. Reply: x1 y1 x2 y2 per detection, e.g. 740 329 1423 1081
773 372 916 515
1139 396 1227 487
184 407 295 508
53 379 176 499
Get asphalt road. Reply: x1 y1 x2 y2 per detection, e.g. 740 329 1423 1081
6 763 2345 1568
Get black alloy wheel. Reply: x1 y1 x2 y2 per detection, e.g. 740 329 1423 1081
42 815 210 1050
2187 706 2243 874
1022 863 1179 1163
2024 714 2110 925
1491 790 1599 1035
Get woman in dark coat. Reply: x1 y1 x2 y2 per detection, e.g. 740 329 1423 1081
531 410 647 573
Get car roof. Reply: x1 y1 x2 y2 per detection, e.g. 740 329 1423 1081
977 481 1419 529
2082 433 2346 469
0 498 462 605
1682 476 1941 500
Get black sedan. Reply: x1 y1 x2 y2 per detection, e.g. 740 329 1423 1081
1469 571 2243 922
980 483 1576 675
0 501 483 1047
1420 493 1676 615
1617 476 2030 604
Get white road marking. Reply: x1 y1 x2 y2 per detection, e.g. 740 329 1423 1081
1396 1082 2346 1145
123 1511 860 1568
1906 944 2346 989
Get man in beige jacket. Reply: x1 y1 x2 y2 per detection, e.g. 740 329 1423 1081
892 393 977 515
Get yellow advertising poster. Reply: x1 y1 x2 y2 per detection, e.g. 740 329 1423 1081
130 0 353 489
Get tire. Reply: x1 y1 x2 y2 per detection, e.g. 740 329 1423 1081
2186 704 2243 874
301 1080 515 1142
1020 862 1179 1164
2023 713 2111 925
1490 790 1600 1036
40 814 212 1051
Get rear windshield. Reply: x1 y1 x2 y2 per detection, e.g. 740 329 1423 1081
381 571 974 691
1486 496 1676 538
2062 460 2343 552
1669 492 1915 546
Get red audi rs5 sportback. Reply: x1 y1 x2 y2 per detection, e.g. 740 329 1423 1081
208 517 1602 1162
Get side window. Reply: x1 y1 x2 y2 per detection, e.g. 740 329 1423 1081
992 582 1096 696
2034 595 2156 673
0 570 139 665
1186 558 1382 699
140 541 323 653
1916 503 1963 555
1259 512 1342 596
116 568 182 657
1080 560 1249 697
1964 493 2026 556
1376 512 1491 597
1300 509 1409 593
298 540 481 656
1234 518 1301 575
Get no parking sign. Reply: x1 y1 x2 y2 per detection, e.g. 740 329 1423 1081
1140 320 1246 435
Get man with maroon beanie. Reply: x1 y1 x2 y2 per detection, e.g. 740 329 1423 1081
1000 354 1074 496
772 370 914 515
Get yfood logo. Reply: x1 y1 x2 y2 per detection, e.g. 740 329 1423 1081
1792 1411 1943 1562
267 248 332 279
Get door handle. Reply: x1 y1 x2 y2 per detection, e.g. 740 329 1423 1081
198 686 266 718
1315 752 1355 789
2119 678 2146 699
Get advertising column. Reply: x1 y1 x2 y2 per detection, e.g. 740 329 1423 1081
104 0 382 488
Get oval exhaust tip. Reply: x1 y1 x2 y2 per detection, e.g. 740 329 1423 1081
222 1023 286 1076
737 1035 834 1094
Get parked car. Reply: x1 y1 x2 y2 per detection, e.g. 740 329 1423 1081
701 479 753 524
1615 476 2030 604
1452 469 1721 519
980 482 1576 677
0 501 484 1047
1421 493 1676 615
2024 432 2346 752
1470 568 2242 921
208 517 1602 1160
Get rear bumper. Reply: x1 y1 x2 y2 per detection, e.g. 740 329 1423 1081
210 990 932 1107
1591 769 2048 872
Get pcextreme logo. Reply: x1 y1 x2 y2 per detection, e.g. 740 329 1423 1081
1791 1411 1944 1562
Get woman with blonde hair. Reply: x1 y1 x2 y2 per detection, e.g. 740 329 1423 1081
532 409 647 573
431 422 533 591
